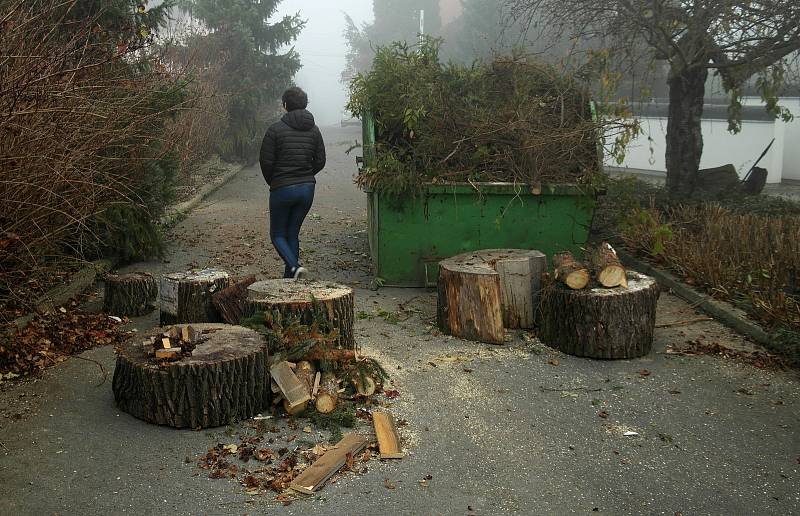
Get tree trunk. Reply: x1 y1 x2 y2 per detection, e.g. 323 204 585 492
112 324 269 428
539 272 660 359
245 279 355 350
666 65 708 198
437 249 546 344
103 272 158 317
159 269 230 325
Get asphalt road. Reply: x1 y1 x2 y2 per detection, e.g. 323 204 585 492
1 125 798 515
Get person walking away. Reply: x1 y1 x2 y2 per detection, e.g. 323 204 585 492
259 87 326 279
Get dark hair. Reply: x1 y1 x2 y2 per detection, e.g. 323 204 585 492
282 87 308 111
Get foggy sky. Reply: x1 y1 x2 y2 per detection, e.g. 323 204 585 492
275 0 374 126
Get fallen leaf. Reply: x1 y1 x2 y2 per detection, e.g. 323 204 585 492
383 478 396 490
302 426 312 433
548 359 560 366
384 390 400 399
598 411 609 419
638 369 651 377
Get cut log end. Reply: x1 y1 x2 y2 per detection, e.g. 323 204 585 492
598 265 628 288
553 251 590 290
315 393 337 414
354 375 377 397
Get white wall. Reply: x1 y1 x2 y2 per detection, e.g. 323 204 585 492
609 97 800 183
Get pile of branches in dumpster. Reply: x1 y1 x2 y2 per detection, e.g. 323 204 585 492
347 38 638 196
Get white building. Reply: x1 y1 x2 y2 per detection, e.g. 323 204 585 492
608 97 800 184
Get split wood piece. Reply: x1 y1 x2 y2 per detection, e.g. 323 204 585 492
437 249 547 344
160 269 230 325
372 411 404 459
289 433 369 494
588 243 628 288
314 372 339 414
553 252 590 290
245 279 355 350
211 275 257 324
112 324 269 428
539 271 660 359
270 361 312 410
181 325 199 344
155 348 181 360
103 272 158 317
311 372 321 398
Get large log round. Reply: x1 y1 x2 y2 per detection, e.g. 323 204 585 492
160 269 230 325
112 324 269 428
539 271 660 359
245 279 355 350
437 249 547 344
103 272 158 316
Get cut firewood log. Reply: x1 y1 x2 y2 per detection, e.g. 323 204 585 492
160 269 230 325
588 242 628 288
314 372 339 414
289 433 368 494
301 347 356 362
270 361 312 410
245 279 355 350
295 361 317 396
353 375 377 397
113 324 269 428
539 271 660 359
372 411 404 459
437 249 546 344
553 252 590 290
283 399 308 416
211 275 257 324
103 272 158 317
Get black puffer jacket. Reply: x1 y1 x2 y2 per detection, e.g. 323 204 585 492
259 109 326 191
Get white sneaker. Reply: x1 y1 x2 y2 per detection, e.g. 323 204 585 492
293 266 308 279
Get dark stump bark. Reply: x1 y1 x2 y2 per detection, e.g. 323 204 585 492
159 269 230 325
113 324 269 428
103 272 157 316
245 279 355 350
539 271 660 359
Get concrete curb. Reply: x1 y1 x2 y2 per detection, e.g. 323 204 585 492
11 259 114 330
9 163 245 330
160 163 246 228
618 250 772 346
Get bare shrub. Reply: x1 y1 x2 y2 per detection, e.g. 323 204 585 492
0 1 187 317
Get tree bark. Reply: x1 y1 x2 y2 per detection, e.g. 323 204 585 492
103 272 158 317
112 324 269 428
437 249 546 343
539 272 660 359
159 269 230 325
666 64 708 199
245 279 355 350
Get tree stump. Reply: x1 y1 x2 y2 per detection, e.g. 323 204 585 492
159 269 230 325
539 271 660 359
245 279 355 349
103 272 157 316
437 249 547 344
112 324 269 428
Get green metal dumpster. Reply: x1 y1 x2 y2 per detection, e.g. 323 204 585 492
360 111 597 287
365 183 595 287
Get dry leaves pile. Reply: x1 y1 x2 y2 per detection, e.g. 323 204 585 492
0 305 127 377
197 427 376 503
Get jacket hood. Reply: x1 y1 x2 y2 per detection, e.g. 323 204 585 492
282 109 315 131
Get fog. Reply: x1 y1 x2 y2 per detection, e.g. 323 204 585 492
275 0 374 127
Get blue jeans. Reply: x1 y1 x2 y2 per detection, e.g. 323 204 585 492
269 183 315 278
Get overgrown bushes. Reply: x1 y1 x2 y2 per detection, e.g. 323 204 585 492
0 1 185 315
614 184 800 362
347 39 637 195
